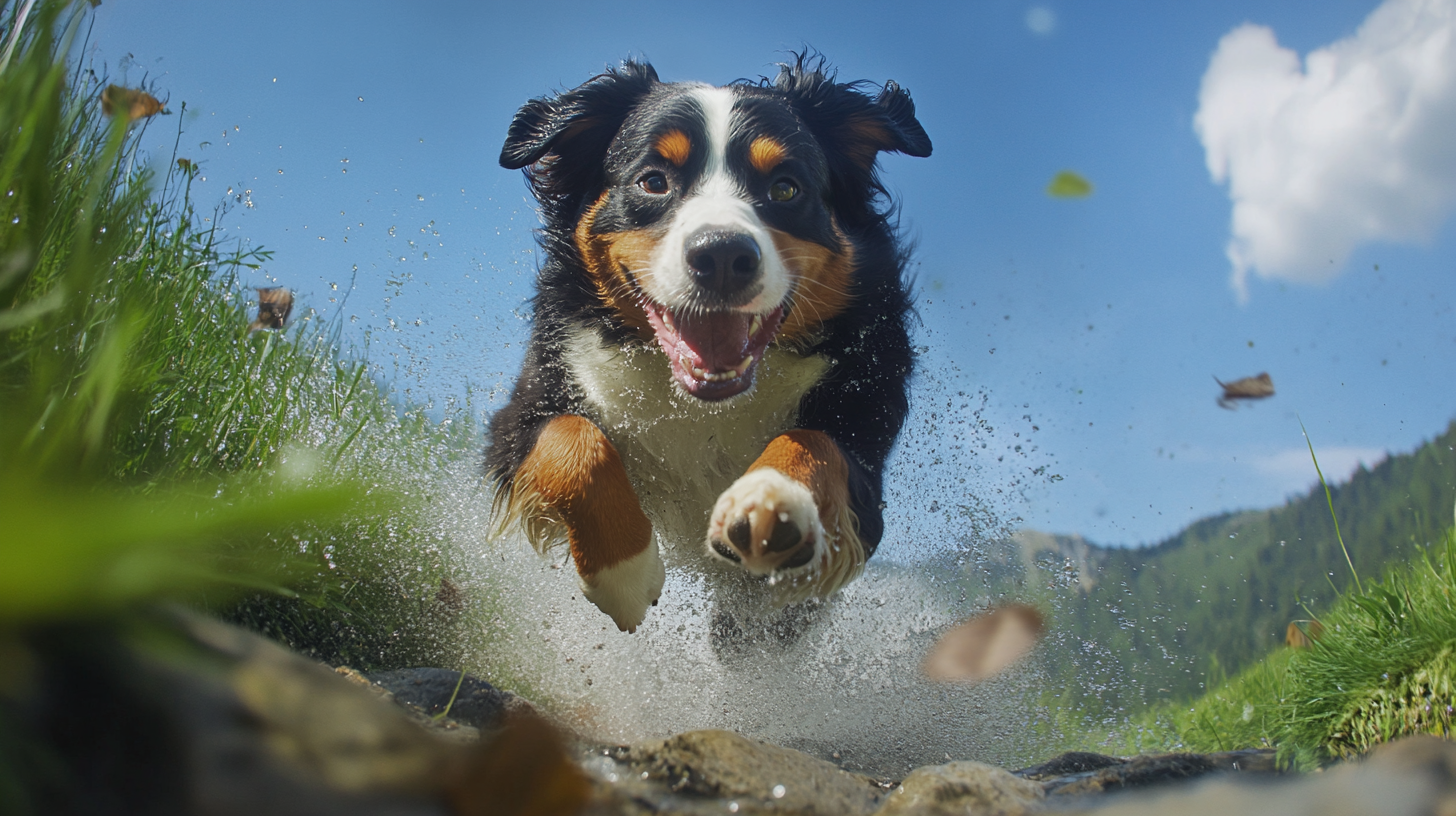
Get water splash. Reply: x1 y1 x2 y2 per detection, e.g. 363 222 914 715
414 374 1066 776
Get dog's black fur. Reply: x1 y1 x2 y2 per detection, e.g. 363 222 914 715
484 54 930 628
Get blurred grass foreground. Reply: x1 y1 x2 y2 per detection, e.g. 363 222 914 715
0 2 496 809
0 0 474 686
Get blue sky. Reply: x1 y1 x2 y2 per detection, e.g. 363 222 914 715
86 0 1456 548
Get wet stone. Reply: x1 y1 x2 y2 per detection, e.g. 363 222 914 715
875 761 1045 816
363 667 521 731
15 612 1456 816
1039 749 1278 797
618 729 886 816
1055 736 1456 816
1013 751 1126 781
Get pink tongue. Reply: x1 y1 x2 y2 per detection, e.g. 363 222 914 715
675 311 753 372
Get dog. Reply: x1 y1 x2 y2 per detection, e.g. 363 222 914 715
485 54 931 633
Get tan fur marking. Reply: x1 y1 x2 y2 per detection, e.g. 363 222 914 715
746 430 866 600
748 136 787 174
574 192 659 338
747 430 849 527
511 415 652 577
770 227 855 344
655 129 692 167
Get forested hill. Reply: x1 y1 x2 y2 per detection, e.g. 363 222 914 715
1023 419 1456 708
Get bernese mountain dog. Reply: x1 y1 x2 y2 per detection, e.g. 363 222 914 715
486 55 931 634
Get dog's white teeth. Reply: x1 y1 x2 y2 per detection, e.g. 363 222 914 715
681 353 755 383
663 311 676 332
749 314 763 335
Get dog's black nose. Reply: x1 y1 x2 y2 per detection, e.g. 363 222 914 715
685 229 760 299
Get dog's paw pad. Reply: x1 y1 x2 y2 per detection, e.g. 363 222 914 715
708 469 823 575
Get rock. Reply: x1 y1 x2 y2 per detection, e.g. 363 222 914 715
363 667 525 731
1056 736 1456 816
15 608 1456 816
1013 751 1125 780
874 761 1045 816
1 609 593 816
1040 748 1277 796
620 729 886 815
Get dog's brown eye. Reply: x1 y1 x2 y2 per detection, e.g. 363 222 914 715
769 179 798 202
638 172 670 195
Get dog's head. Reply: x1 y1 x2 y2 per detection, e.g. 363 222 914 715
502 55 931 401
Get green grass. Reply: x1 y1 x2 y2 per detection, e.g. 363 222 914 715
1095 520 1456 768
1 9 498 809
0 0 475 668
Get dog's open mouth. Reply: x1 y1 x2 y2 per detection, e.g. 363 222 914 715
640 300 785 400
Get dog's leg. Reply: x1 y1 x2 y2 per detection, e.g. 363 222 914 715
512 415 664 632
706 429 866 597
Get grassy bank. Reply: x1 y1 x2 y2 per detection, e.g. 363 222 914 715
1097 517 1456 767
0 0 472 667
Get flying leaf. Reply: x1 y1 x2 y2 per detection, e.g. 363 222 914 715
1215 372 1274 410
923 603 1045 683
100 85 167 120
447 709 591 816
1285 619 1324 649
249 287 294 332
1047 170 1093 198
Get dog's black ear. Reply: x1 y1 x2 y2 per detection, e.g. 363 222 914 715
870 81 933 160
500 60 660 171
773 56 932 170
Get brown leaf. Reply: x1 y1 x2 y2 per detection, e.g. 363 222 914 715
923 603 1045 683
1216 372 1274 409
1285 619 1324 649
446 709 591 816
249 287 294 331
101 85 167 120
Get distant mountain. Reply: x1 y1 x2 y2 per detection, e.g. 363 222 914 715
1018 419 1456 710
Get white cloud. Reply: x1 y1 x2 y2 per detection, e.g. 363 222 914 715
1195 0 1456 300
1251 446 1387 491
1026 7 1057 36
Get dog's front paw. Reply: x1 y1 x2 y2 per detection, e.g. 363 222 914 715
707 468 824 575
579 543 665 634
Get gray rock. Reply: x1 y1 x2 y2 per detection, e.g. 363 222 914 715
1057 736 1456 816
622 729 887 815
1013 751 1125 781
1038 749 1278 796
2 610 595 816
874 761 1045 816
363 667 519 731
17 609 1456 816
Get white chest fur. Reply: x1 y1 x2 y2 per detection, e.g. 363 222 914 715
560 325 829 562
